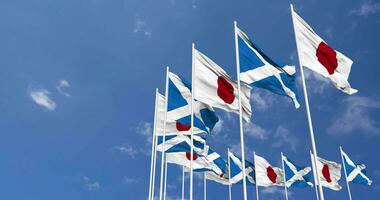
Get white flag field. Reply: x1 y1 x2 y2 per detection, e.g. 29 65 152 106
193 48 252 122
292 9 357 95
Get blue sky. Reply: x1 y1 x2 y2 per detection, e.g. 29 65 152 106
0 0 379 199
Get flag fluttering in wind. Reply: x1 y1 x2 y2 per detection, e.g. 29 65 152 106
282 154 313 188
193 48 252 122
311 153 342 191
255 154 284 187
291 9 357 95
236 26 300 108
156 134 205 153
156 72 219 136
341 148 372 186
228 151 256 184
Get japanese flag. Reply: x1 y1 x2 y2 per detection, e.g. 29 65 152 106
311 154 342 191
291 8 357 95
255 154 284 187
193 48 252 122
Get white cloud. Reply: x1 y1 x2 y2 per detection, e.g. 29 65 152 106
261 187 292 198
29 88 56 111
115 143 138 158
83 176 100 191
328 96 380 135
124 176 141 184
350 1 380 16
212 118 224 135
56 79 71 97
191 0 198 9
133 19 152 37
251 89 274 111
272 126 299 152
136 122 153 143
244 123 269 140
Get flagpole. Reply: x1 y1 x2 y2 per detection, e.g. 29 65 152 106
234 20 248 200
151 127 159 200
148 89 159 200
340 146 353 200
204 141 207 200
159 67 170 200
190 43 195 200
182 166 185 200
228 148 232 200
310 151 320 200
254 152 259 200
164 155 168 200
290 4 324 200
281 152 289 200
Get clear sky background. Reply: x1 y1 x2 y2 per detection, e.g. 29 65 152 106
0 0 379 199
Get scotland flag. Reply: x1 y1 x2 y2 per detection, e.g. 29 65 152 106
228 151 255 184
156 134 205 153
282 154 313 188
341 147 372 186
166 72 219 135
236 26 300 108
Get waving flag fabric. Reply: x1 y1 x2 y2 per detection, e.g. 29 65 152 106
237 27 300 108
156 72 219 136
341 148 372 185
193 48 252 122
291 9 357 95
228 151 255 184
282 154 313 188
255 154 284 187
156 134 205 153
311 154 342 191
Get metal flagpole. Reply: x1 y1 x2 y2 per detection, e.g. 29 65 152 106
190 43 195 200
233 20 248 200
148 89 159 200
204 173 207 200
310 151 320 200
290 4 324 200
159 67 170 200
340 146 353 200
164 155 168 200
254 152 259 200
204 141 207 200
227 148 232 200
182 166 185 200
281 153 289 200
151 130 159 200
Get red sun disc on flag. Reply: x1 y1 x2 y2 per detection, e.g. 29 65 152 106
322 164 332 183
217 76 235 104
266 166 277 183
186 152 198 160
176 122 191 131
316 41 338 75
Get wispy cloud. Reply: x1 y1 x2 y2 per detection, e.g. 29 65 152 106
272 126 299 152
29 88 56 111
83 176 100 191
136 122 153 143
56 79 71 97
124 176 141 184
132 19 152 37
251 90 275 111
244 123 269 140
328 96 380 136
350 1 380 16
261 187 292 197
114 143 138 158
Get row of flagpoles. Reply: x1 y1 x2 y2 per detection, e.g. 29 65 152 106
147 4 371 200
